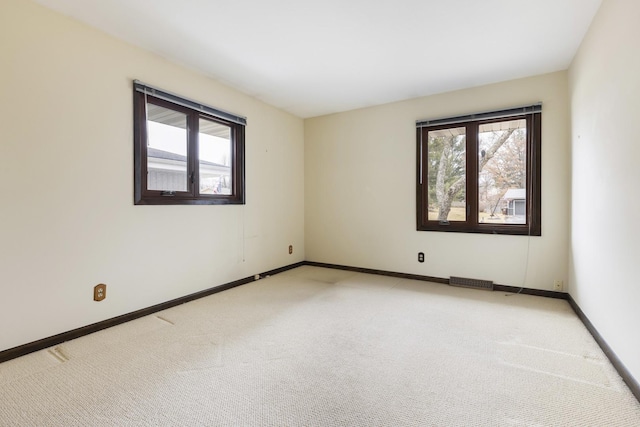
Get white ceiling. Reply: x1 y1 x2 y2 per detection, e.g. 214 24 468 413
34 0 602 118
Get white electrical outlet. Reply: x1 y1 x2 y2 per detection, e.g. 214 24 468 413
553 280 563 291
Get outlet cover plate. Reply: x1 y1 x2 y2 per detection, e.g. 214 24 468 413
94 284 106 301
553 280 563 291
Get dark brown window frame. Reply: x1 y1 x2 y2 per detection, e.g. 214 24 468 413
416 108 541 236
133 82 245 205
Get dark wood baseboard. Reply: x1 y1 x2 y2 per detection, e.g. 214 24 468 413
258 261 305 277
305 261 567 300
493 284 567 299
0 261 304 364
566 294 640 402
304 261 449 284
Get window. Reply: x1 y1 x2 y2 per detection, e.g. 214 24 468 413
133 81 246 205
416 105 541 235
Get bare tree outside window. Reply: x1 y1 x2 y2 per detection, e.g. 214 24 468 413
427 127 466 222
478 119 525 224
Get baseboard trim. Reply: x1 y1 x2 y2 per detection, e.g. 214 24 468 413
0 261 304 364
493 284 567 299
566 294 640 402
258 261 305 278
304 261 449 284
305 261 567 299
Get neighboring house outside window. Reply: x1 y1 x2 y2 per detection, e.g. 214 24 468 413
502 188 526 219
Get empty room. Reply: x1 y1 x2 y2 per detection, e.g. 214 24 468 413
1 0 639 425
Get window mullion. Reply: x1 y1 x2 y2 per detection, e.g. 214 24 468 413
188 113 199 197
466 123 479 228
136 93 148 201
528 113 542 235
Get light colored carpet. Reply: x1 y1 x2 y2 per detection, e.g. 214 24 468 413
1 266 639 426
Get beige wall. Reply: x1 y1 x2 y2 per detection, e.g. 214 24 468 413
305 72 571 290
0 0 305 352
568 0 640 384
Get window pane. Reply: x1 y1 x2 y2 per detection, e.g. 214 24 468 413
146 104 188 192
427 127 466 222
199 119 232 195
478 119 526 225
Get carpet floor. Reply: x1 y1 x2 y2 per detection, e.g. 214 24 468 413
1 266 639 426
